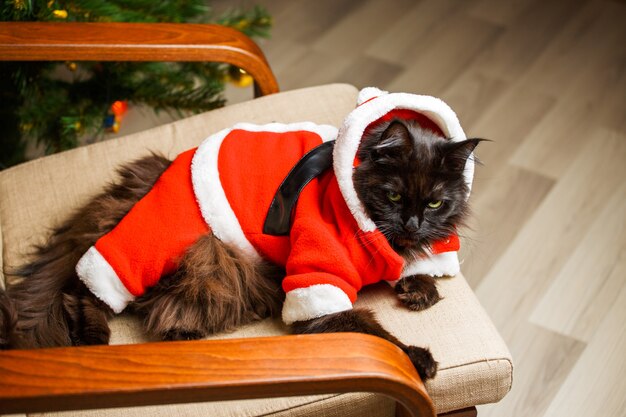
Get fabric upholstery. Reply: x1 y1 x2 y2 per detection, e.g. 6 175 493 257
0 83 512 416
28 394 395 417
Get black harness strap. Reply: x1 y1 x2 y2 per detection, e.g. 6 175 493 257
263 140 336 236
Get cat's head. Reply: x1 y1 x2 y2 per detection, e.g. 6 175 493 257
353 119 482 258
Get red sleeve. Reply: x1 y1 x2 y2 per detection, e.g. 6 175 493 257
282 216 360 303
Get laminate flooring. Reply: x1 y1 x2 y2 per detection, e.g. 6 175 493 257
233 1 625 416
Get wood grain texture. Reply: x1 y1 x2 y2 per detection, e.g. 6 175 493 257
477 128 626 416
509 4 626 178
312 0 415 58
511 0 623 97
541 281 626 417
468 86 556 169
387 13 500 96
0 22 279 97
471 0 586 82
0 333 434 417
366 0 468 65
479 324 585 417
440 69 509 129
530 179 626 341
468 0 534 25
267 0 362 44
460 166 554 288
477 128 626 337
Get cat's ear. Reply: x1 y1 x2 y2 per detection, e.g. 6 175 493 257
442 138 485 172
374 121 413 155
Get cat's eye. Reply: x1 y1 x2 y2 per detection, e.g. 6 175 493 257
427 200 443 209
387 191 402 203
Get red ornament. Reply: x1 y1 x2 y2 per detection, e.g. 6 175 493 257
103 101 128 133
110 100 128 117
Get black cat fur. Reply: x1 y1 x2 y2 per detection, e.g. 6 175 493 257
0 119 482 380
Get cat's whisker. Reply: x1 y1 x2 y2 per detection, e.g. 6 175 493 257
358 232 390 249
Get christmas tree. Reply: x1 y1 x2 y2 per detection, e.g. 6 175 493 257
0 0 272 169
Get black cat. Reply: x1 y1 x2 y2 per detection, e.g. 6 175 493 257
0 92 482 382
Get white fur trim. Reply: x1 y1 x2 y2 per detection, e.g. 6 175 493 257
401 251 460 278
191 122 337 259
334 89 473 233
75 246 135 313
282 284 353 325
191 126 258 258
357 87 387 105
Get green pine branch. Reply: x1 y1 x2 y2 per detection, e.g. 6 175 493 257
0 0 273 169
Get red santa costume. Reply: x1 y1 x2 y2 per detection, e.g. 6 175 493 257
76 87 474 324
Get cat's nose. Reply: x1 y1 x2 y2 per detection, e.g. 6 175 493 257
405 216 420 233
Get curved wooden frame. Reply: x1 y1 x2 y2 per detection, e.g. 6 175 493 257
0 22 279 97
0 333 435 416
0 22 436 417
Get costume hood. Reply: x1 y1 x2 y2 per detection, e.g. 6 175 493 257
333 87 473 278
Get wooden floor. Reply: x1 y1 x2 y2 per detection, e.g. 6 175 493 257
229 0 625 416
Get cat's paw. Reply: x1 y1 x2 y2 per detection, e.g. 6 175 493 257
394 275 442 311
162 329 205 341
64 292 111 346
75 324 111 346
404 345 438 380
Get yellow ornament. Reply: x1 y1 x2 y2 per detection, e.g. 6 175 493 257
227 67 253 88
20 122 33 133
53 9 68 19
235 20 250 31
73 121 81 131
66 61 77 71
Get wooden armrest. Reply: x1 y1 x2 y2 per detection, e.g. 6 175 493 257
0 22 279 97
0 333 435 417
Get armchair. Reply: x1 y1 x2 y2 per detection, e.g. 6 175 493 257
0 22 512 417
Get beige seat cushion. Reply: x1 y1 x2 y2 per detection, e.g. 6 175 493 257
0 83 512 416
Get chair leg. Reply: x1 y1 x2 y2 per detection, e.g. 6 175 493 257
438 407 477 417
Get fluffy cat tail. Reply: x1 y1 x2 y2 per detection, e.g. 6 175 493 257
0 280 71 350
0 154 173 350
0 259 78 349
